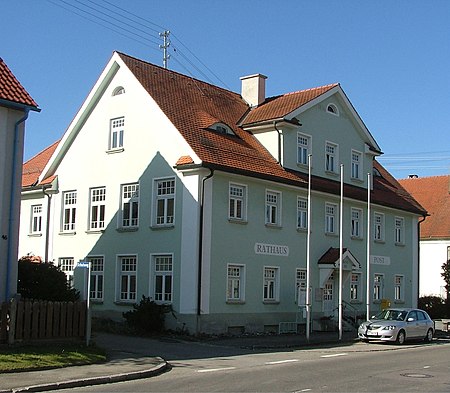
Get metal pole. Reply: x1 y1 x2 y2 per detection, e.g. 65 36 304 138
86 261 91 346
306 154 312 342
366 173 371 321
339 164 344 340
159 30 171 69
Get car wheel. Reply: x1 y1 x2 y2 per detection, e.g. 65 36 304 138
396 330 406 345
424 328 433 343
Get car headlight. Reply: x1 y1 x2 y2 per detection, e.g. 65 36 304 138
382 325 396 330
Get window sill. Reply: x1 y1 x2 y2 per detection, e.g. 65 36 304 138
374 239 385 244
265 223 282 229
373 300 381 304
59 231 76 236
114 300 136 306
351 235 363 241
150 224 175 230
296 227 308 233
86 229 105 234
263 300 280 305
325 232 338 237
228 218 248 225
106 147 124 154
90 300 104 304
226 300 245 305
351 177 364 184
325 170 339 177
394 300 405 304
395 242 405 247
116 227 139 232
28 233 43 237
350 300 363 304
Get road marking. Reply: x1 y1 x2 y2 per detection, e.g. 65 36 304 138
293 389 312 392
197 367 236 373
320 353 348 358
266 359 299 365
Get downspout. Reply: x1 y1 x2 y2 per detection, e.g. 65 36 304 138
42 187 53 263
273 121 282 164
417 215 427 306
196 168 214 333
5 109 30 301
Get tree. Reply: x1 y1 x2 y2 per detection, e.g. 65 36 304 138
441 259 450 304
17 256 79 301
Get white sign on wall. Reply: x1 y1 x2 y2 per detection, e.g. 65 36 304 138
254 243 289 257
370 255 391 266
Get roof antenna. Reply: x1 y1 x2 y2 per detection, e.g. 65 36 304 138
159 30 171 69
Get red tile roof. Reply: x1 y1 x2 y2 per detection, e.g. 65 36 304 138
22 140 59 187
0 58 38 109
399 175 450 239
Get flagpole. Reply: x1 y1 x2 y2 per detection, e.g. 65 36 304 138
366 172 371 321
306 154 312 342
339 164 344 340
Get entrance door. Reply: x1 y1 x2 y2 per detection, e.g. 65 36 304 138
323 279 334 316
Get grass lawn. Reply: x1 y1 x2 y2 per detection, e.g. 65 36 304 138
0 343 106 372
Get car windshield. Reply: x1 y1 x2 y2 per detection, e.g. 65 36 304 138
373 309 407 321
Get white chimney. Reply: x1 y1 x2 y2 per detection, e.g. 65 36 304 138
240 73 267 107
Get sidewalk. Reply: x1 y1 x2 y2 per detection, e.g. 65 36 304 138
0 331 372 393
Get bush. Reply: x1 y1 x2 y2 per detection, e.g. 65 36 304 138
17 257 79 301
123 296 169 334
418 296 450 319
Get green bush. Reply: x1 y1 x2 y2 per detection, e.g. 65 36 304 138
123 296 169 334
17 257 79 301
418 296 450 319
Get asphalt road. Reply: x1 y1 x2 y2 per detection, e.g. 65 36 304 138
54 340 450 392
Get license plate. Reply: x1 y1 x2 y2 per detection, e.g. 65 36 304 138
367 331 378 336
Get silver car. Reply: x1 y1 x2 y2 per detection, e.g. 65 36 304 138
358 308 434 344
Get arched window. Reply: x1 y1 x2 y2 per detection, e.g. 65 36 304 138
327 103 339 116
112 86 125 96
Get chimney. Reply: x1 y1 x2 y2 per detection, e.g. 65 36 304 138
240 73 267 107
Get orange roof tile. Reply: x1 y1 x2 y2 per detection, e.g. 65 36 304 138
399 175 450 239
0 58 38 109
22 140 59 187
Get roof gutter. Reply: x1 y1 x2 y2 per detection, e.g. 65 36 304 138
416 214 427 306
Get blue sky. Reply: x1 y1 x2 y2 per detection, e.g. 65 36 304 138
3 0 450 179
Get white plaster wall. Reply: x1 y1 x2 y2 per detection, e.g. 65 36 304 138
420 240 449 298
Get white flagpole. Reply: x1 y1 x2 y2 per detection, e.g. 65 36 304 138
366 172 371 321
306 154 312 342
339 164 344 340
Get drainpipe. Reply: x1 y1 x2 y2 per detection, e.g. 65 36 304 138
273 121 282 164
196 168 214 333
42 187 53 263
417 215 427 306
5 109 30 301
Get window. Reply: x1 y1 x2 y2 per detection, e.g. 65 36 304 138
395 217 405 244
351 208 362 238
394 275 404 301
153 255 173 303
351 150 362 180
154 178 175 226
327 103 339 116
112 86 125 96
263 267 279 302
110 117 124 150
89 187 106 230
120 183 139 228
30 204 43 234
297 197 308 230
297 132 311 165
265 190 281 226
374 212 385 242
88 256 104 301
229 183 247 221
350 273 361 301
296 268 307 303
62 191 77 232
325 203 338 234
227 264 245 302
59 257 74 287
373 274 384 301
325 142 338 173
118 256 137 302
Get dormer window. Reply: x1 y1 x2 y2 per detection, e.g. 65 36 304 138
211 122 235 136
112 86 125 96
327 103 339 116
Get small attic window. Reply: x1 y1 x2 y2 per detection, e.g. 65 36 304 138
327 103 339 116
112 86 125 96
212 123 235 136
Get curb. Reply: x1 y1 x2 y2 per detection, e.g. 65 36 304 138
1 359 169 393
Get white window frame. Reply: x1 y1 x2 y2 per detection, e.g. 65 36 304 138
30 204 43 235
109 117 124 150
263 266 280 302
116 255 137 302
297 132 311 166
325 202 338 235
229 183 247 222
297 197 308 230
296 268 307 303
120 183 139 229
373 273 384 301
88 256 104 301
227 264 245 303
62 191 77 232
351 208 363 239
395 216 405 245
374 212 385 242
89 187 106 231
58 257 74 287
325 141 339 174
327 103 339 116
351 150 362 180
265 190 282 226
394 275 404 302
350 272 361 301
151 254 173 304
153 178 175 227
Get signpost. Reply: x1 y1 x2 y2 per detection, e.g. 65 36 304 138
77 261 91 346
